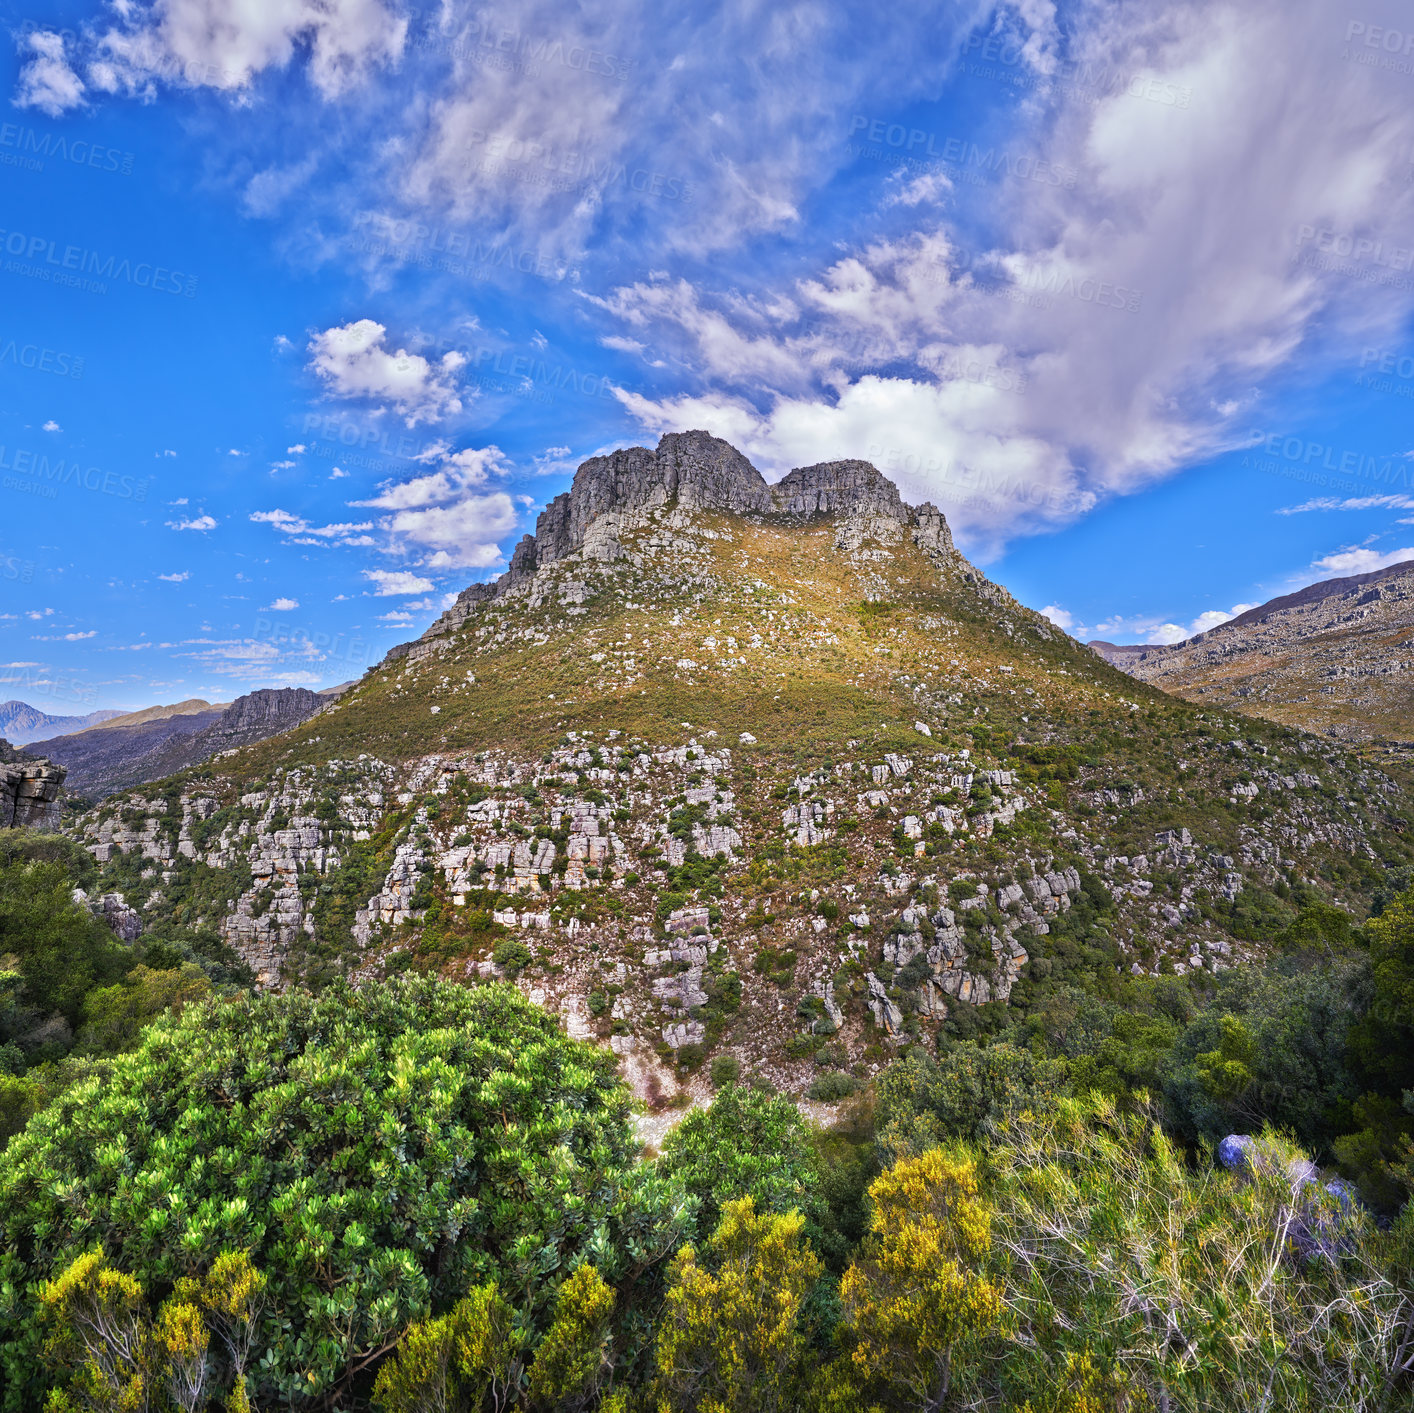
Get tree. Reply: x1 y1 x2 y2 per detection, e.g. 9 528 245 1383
649 1197 822 1413
0 979 691 1411
830 1148 1002 1412
873 1043 1066 1162
658 1084 823 1244
525 1266 616 1411
372 1282 526 1413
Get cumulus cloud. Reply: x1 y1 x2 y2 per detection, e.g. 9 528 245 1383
1040 605 1073 630
352 444 520 568
308 320 467 426
363 568 435 595
353 446 510 509
53 0 406 105
167 513 217 532
597 0 1414 556
157 571 190 583
42 419 61 433
262 597 300 611
386 496 521 569
248 509 373 545
14 30 86 116
1078 603 1259 646
1309 545 1414 578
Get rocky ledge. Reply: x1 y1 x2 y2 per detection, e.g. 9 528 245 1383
392 430 960 660
0 738 66 832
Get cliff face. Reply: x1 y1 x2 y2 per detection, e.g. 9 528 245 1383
400 431 960 658
0 740 66 831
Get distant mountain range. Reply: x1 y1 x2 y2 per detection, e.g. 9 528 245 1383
0 701 123 745
1090 559 1414 747
27 686 350 799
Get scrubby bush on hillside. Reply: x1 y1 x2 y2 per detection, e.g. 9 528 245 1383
0 979 691 1411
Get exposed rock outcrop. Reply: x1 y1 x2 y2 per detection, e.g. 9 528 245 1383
397 431 962 657
0 739 66 831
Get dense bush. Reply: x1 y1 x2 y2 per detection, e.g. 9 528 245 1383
658 1084 823 1246
0 979 691 1410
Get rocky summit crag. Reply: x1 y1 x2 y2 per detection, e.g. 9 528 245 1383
65 432 1414 1106
1091 559 1414 751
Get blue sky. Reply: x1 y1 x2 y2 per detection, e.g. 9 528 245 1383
2 0 1414 713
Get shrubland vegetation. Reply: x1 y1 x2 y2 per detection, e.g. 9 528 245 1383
0 829 251 1146
7 820 1414 1407
4 860 1414 1407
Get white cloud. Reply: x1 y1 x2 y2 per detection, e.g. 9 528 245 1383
351 445 520 567
14 31 85 116
354 446 509 510
330 467 349 479
1278 494 1414 514
167 513 217 532
249 508 373 544
270 459 296 471
383 496 520 570
157 571 190 583
377 610 414 623
1309 545 1414 578
599 0 1414 556
77 0 407 103
308 320 467 426
25 608 54 620
262 597 300 611
363 568 435 595
1080 602 1258 646
65 630 97 641
42 419 61 433
287 443 306 453
1040 605 1073 630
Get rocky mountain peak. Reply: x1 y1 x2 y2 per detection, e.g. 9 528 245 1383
772 459 906 519
426 432 957 650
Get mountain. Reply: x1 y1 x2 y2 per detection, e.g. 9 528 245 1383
67 431 1414 1106
1089 559 1414 749
66 697 228 733
0 701 123 746
34 688 326 800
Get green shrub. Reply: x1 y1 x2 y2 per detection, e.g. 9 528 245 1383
492 938 534 976
808 1071 857 1102
659 1083 824 1245
0 979 690 1411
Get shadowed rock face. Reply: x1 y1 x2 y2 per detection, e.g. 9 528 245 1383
0 739 66 831
413 431 959 656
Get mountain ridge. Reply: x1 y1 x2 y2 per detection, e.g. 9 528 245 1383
0 701 123 746
392 430 962 664
1089 559 1414 745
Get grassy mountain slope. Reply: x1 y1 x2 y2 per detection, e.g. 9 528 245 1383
69 435 1414 1106
1092 559 1414 753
